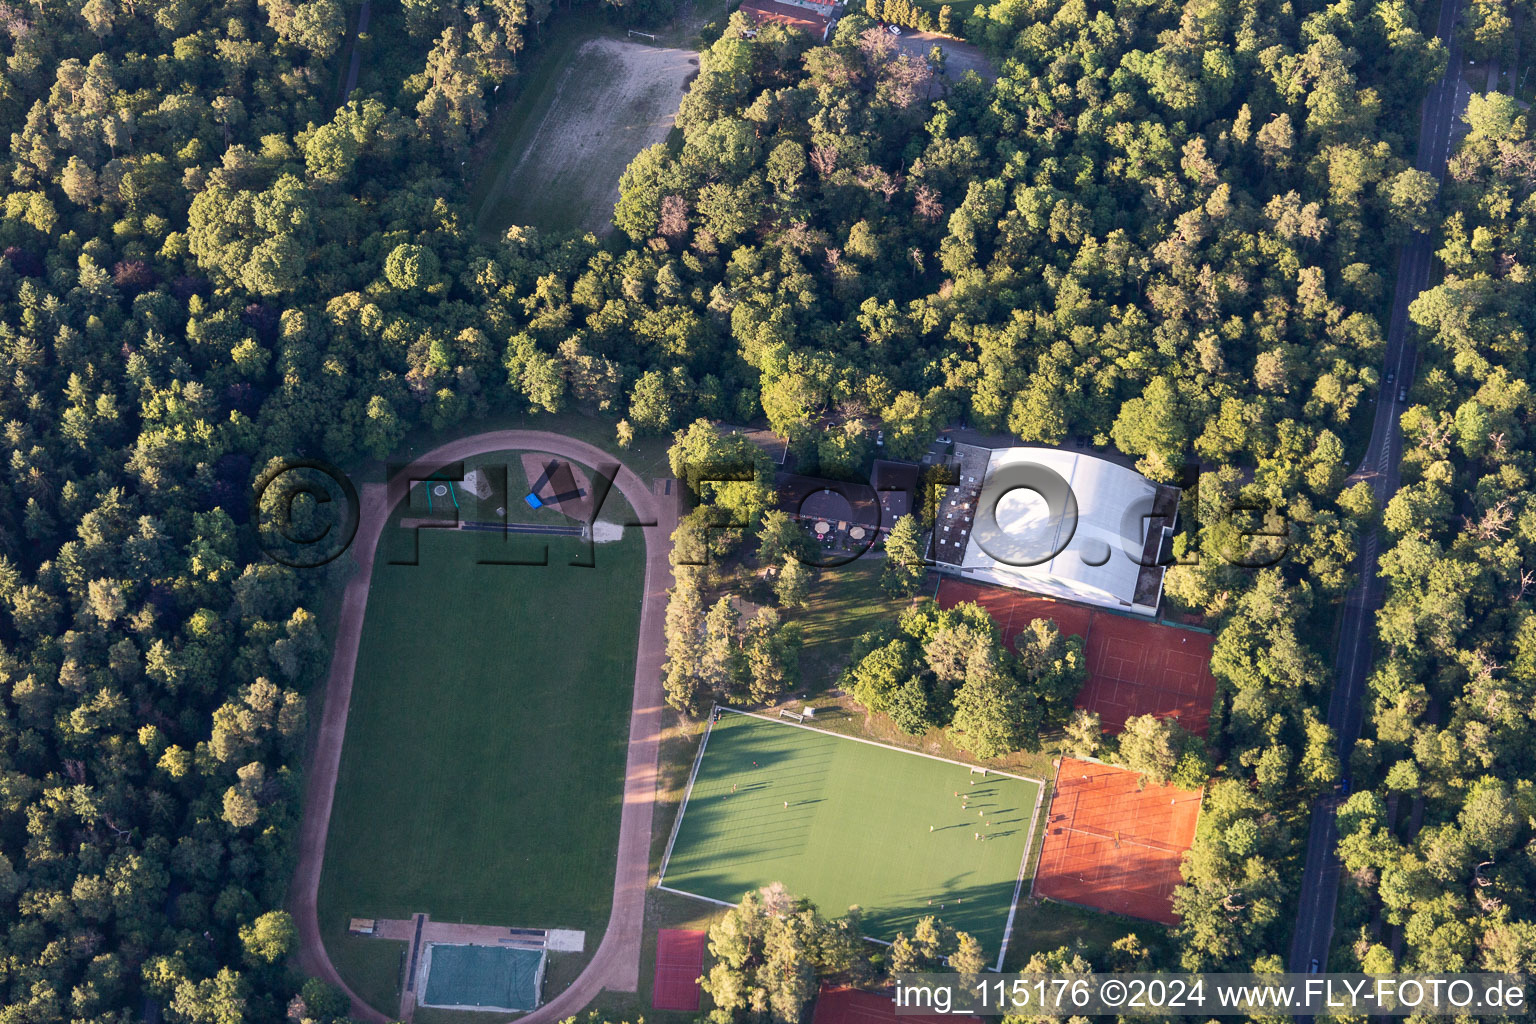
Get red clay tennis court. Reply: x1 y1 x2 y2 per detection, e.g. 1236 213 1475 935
1032 758 1203 925
813 986 981 1024
652 929 706 1011
935 579 1215 736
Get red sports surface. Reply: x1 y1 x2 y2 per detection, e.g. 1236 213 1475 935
935 579 1215 736
652 929 707 1011
1032 758 1203 925
812 986 981 1024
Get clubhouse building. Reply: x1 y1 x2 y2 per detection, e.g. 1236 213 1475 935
929 443 1178 617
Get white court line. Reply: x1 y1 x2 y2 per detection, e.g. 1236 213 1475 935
717 705 1045 785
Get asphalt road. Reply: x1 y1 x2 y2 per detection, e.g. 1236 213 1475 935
1285 0 1466 975
340 0 371 105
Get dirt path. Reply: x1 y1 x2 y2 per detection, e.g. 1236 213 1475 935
288 431 678 1023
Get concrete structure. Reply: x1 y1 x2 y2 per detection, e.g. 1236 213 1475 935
931 443 1177 617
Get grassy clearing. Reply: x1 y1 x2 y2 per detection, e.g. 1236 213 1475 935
1515 60 1536 103
316 453 645 1013
775 565 1059 778
1000 899 1160 968
346 0 409 102
790 557 915 689
906 0 981 25
470 29 696 236
660 710 1042 956
786 698 1060 786
327 936 407 1015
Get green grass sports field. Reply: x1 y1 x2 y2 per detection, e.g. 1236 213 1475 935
660 711 1043 957
317 454 644 1011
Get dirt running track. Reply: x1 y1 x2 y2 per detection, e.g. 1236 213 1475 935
288 431 678 1023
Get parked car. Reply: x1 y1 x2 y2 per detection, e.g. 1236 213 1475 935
875 429 884 446
887 23 901 34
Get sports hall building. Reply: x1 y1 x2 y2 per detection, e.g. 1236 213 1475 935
929 443 1179 617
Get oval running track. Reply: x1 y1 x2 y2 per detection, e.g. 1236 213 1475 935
287 431 677 1023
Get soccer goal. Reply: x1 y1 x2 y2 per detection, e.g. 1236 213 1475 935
970 767 987 777
778 709 805 723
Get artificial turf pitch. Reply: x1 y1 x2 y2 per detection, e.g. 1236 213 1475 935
659 711 1043 955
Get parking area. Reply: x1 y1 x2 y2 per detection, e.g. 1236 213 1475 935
893 30 998 83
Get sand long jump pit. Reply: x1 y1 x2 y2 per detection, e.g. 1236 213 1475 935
475 37 697 235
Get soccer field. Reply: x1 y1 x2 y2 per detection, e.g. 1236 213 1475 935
659 711 1043 960
317 452 644 1011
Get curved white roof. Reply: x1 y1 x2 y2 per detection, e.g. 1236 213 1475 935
957 447 1164 614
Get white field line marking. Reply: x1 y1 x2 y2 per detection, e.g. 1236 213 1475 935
657 708 718 885
996 779 1049 971
718 706 1045 785
655 883 738 909
1028 759 1066 903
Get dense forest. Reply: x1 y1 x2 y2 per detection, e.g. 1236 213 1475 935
0 0 565 1018
1335 85 1536 972
0 0 1501 1006
652 0 1444 980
